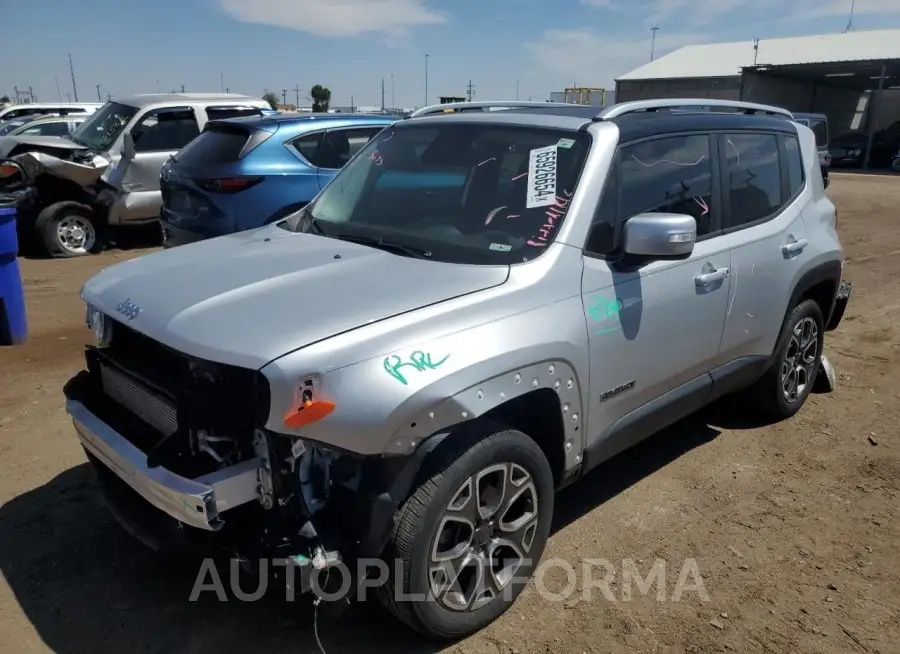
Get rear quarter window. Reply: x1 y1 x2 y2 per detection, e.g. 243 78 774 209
174 127 250 165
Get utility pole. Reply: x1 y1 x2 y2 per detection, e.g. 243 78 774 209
96 84 101 102
391 73 395 110
466 79 474 102
107 91 112 101
351 95 355 112
424 54 429 107
844 0 856 32
69 53 79 101
66 92 71 101
181 84 185 93
516 79 520 100
55 76 62 101
156 79 160 93
294 84 301 107
220 73 224 92
381 78 385 112
282 89 287 106
650 26 660 61
29 86 35 102
13 86 18 103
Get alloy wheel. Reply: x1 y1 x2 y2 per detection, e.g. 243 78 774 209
429 462 539 612
781 316 819 403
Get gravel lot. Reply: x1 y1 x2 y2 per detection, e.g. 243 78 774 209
1 174 898 653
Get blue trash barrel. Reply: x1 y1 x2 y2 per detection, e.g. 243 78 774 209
0 194 28 345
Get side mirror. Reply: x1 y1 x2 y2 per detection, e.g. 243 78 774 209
623 212 697 259
122 131 136 160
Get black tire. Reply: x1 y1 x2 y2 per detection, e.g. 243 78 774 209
748 299 824 420
34 201 103 258
379 421 554 641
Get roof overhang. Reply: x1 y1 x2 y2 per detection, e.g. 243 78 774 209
743 59 900 90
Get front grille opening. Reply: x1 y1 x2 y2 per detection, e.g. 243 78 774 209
84 321 271 476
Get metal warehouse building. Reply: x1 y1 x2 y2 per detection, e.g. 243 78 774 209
616 29 900 160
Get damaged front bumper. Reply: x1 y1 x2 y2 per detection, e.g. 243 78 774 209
67 398 264 531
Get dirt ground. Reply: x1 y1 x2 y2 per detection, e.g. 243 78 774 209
1 174 898 654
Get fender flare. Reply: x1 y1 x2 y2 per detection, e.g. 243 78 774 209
786 259 842 327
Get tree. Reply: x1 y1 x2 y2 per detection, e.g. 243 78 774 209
262 92 279 110
0 95 9 104
310 85 331 113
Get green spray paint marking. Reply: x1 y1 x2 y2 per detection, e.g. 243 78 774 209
183 499 199 514
384 351 450 385
588 295 623 335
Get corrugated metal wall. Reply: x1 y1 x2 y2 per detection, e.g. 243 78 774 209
613 74 900 135
739 72 861 133
615 77 741 102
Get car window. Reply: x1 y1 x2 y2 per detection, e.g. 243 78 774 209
289 132 325 164
724 133 782 227
316 127 385 169
619 134 715 237
132 108 200 153
808 120 828 147
783 135 804 198
289 123 591 265
205 105 264 120
584 157 619 256
23 121 70 136
175 125 252 165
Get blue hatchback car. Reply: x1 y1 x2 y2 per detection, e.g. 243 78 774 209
159 113 395 247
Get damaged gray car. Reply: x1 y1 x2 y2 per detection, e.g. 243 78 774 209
0 93 268 257
64 99 850 640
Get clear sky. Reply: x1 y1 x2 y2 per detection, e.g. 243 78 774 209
3 0 900 109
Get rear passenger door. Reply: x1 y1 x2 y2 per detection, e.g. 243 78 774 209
718 131 809 366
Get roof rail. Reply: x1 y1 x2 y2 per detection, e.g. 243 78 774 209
408 100 579 118
596 99 793 120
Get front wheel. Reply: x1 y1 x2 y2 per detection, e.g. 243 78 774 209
892 157 900 173
380 422 554 640
34 201 103 258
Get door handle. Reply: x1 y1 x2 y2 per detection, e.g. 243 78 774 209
695 267 730 286
782 238 808 255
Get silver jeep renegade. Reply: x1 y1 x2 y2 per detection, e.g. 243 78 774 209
65 99 851 640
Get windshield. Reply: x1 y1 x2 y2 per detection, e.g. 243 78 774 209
285 123 591 265
70 101 139 151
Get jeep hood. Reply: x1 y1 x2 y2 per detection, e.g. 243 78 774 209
81 226 509 369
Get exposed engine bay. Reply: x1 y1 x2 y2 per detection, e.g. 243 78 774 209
65 318 410 602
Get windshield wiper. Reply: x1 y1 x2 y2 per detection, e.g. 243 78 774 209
333 233 432 260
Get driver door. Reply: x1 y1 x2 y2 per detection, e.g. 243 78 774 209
581 133 731 461
104 107 200 223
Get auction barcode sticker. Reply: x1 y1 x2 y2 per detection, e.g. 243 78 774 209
526 145 558 208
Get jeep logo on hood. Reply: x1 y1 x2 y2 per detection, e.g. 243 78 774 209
115 298 141 320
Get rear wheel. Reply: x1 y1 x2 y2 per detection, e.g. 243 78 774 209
380 422 554 640
35 201 103 257
747 299 824 420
